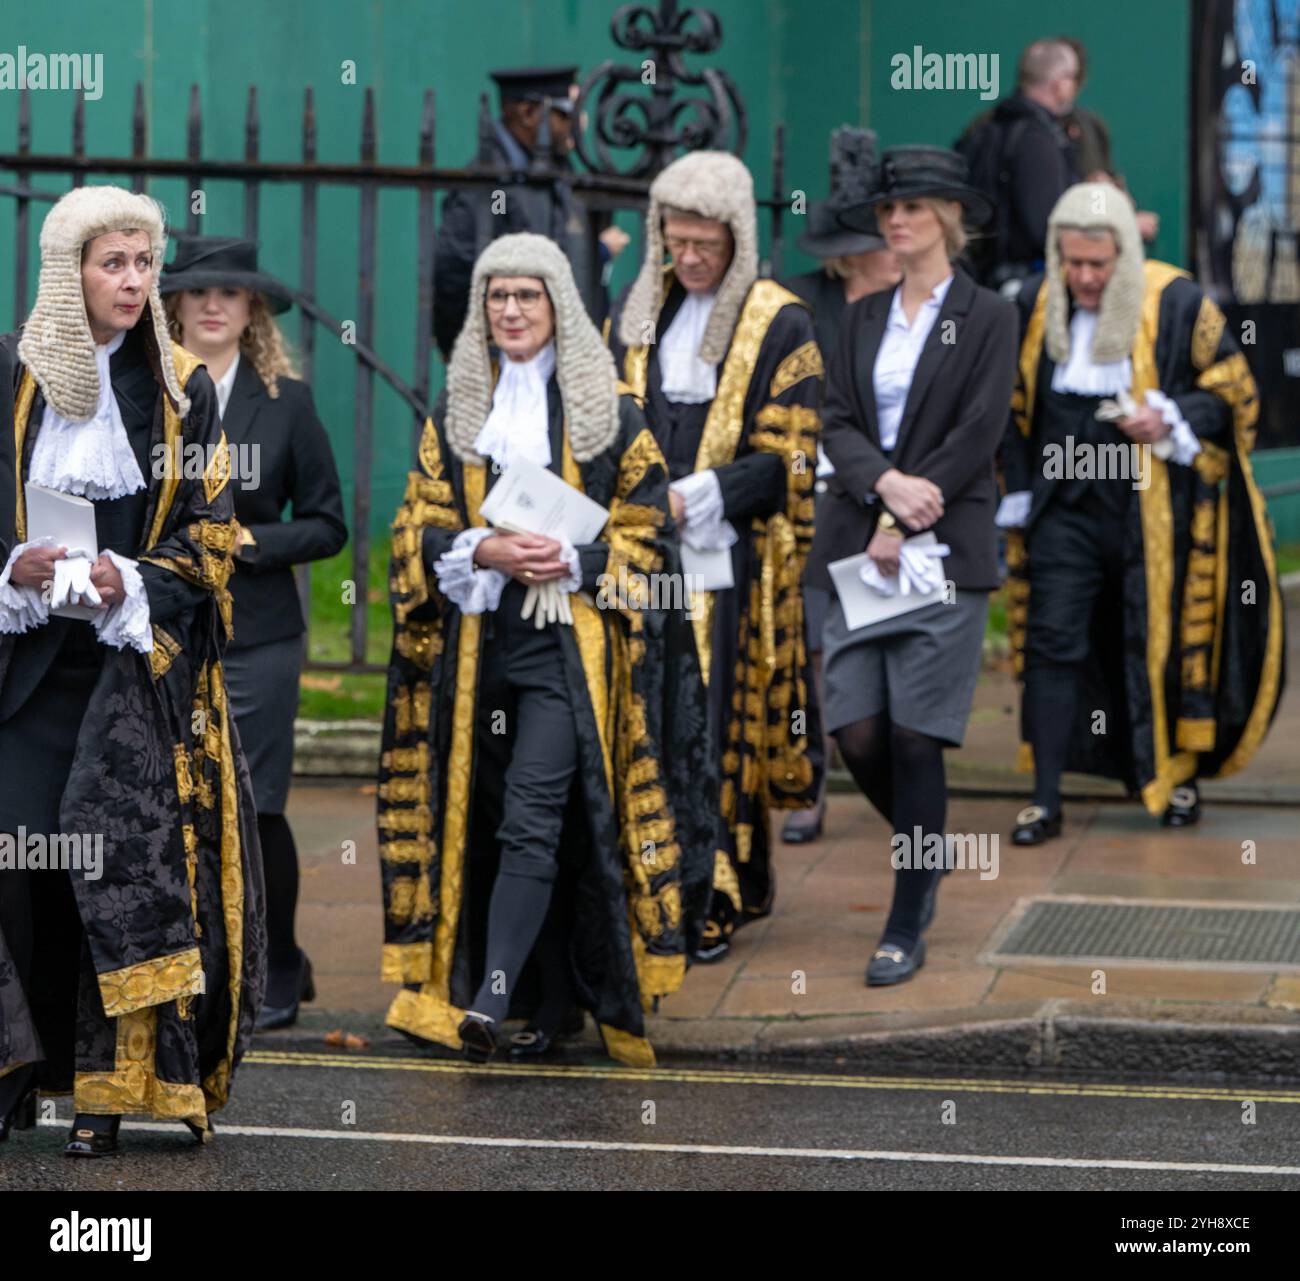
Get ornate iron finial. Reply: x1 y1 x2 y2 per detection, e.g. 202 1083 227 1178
573 0 747 178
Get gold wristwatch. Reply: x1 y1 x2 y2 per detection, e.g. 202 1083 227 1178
877 510 904 538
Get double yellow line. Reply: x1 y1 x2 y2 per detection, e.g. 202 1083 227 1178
245 1050 1300 1103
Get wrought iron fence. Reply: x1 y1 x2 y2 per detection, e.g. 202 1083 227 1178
0 4 802 674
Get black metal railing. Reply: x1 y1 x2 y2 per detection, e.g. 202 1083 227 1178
0 9 808 674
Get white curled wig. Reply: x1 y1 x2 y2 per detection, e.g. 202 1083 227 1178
444 232 620 464
616 149 758 363
19 184 189 420
1045 182 1146 366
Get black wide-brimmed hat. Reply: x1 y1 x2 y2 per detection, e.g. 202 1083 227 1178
160 236 293 314
838 145 994 233
797 199 887 259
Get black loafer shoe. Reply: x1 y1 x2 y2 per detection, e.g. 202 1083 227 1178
458 1012 498 1063
1012 805 1063 846
1162 785 1201 828
865 938 926 987
692 919 732 964
781 803 825 845
64 1115 121 1158
509 1027 559 1059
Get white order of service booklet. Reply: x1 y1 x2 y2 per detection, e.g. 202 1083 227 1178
828 531 946 631
478 457 610 544
24 482 102 621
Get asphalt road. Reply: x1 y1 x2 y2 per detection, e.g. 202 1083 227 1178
2 1044 1298 1193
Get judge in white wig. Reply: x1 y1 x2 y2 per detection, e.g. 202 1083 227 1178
379 233 716 1068
608 150 826 965
999 181 1282 843
0 185 265 1157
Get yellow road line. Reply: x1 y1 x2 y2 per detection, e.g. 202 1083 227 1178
244 1050 1300 1103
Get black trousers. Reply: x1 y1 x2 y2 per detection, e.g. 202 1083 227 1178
473 583 580 881
0 626 104 1084
1022 487 1129 810
1024 488 1128 669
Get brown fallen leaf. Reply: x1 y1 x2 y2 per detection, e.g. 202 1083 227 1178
323 1029 370 1049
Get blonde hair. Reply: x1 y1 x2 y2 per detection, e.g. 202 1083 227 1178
165 289 298 398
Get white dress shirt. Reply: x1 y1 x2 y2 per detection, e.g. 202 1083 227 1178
873 273 954 453
214 351 241 419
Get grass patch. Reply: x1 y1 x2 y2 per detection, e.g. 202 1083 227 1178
1276 542 1300 577
299 541 393 721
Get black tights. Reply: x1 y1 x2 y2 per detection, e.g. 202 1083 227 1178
258 812 300 982
469 873 574 1033
834 713 947 950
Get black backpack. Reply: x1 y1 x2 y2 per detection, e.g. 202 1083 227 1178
955 112 1028 286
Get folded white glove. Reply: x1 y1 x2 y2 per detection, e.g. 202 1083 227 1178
520 579 574 629
859 537 951 598
50 551 102 610
1096 389 1175 461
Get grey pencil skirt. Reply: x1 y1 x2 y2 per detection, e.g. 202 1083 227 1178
821 589 990 747
222 634 304 815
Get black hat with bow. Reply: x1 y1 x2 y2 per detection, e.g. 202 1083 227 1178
837 144 994 233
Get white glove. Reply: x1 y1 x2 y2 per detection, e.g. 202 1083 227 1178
859 537 951 598
520 580 574 629
50 552 101 610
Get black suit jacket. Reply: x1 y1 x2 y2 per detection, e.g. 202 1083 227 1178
806 269 1018 592
222 360 347 649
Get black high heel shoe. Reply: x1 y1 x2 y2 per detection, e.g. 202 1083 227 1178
64 1113 121 1158
255 950 316 1031
0 1066 38 1143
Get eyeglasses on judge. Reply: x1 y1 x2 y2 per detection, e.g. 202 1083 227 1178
485 287 548 312
664 234 730 259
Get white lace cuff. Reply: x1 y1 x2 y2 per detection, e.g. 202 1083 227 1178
92 550 153 654
555 535 583 595
434 527 507 614
995 491 1032 529
1146 390 1202 467
0 540 53 635
670 470 738 551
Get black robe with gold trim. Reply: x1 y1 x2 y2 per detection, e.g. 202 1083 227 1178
378 387 715 1067
0 329 265 1127
609 273 823 941
1001 261 1284 812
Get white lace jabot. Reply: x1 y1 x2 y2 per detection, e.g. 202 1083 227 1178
1051 308 1133 397
473 342 557 470
28 329 147 501
0 329 153 653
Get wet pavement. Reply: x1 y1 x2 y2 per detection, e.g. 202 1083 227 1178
3 1047 1298 1191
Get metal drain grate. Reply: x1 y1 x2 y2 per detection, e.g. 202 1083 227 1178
990 898 1300 968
